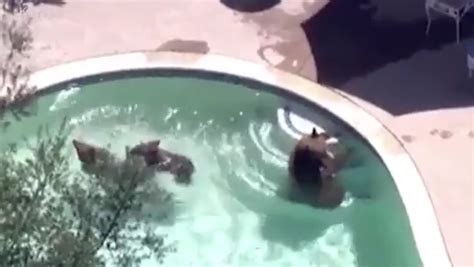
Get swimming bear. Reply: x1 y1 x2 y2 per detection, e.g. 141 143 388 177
72 139 195 186
127 140 195 185
72 139 154 196
72 139 129 177
288 127 348 209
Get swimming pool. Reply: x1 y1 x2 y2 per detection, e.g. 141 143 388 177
0 52 450 267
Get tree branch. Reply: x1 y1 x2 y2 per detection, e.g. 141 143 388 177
93 170 142 255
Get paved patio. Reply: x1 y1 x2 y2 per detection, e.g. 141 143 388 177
11 0 473 265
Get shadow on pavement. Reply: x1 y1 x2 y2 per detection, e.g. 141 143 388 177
302 0 474 115
220 0 280 13
29 0 66 6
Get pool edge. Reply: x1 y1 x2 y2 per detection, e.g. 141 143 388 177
27 51 452 267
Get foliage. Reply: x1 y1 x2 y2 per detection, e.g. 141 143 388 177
0 118 175 267
0 8 174 266
0 11 35 130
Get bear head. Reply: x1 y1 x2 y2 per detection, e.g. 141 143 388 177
128 140 163 166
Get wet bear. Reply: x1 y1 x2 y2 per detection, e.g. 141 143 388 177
128 140 195 185
288 127 348 209
72 139 153 195
72 139 127 177
72 139 195 186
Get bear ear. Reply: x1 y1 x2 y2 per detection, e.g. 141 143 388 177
150 140 160 148
130 140 160 155
72 139 96 163
311 127 319 138
145 140 160 153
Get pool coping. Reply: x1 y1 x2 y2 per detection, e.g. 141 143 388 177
27 51 452 267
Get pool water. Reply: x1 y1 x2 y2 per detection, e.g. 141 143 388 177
0 74 422 267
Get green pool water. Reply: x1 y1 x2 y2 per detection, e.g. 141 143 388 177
0 72 422 267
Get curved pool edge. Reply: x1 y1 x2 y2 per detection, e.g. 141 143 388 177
27 51 452 267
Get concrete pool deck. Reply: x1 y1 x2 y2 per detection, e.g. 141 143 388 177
4 0 472 265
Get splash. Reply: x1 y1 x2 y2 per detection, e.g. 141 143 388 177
49 84 81 111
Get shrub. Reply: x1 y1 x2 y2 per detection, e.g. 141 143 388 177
0 12 35 129
0 118 175 266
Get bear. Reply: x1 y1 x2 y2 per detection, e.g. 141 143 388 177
72 139 195 186
72 139 125 177
72 139 153 195
128 140 195 185
288 127 348 209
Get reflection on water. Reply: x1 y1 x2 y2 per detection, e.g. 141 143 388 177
1 76 421 267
